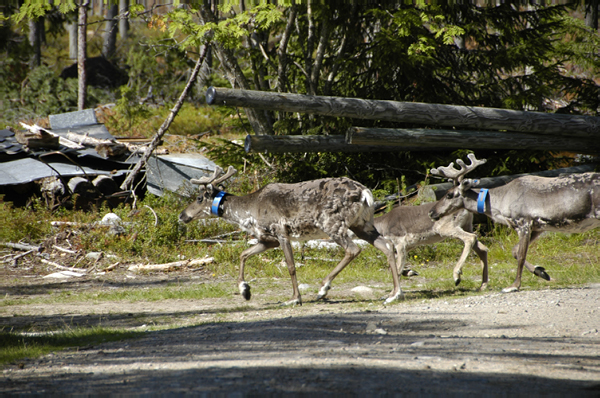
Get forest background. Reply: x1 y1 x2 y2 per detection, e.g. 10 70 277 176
2 1 600 191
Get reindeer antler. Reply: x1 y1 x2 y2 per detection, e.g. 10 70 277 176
430 153 487 183
190 166 237 185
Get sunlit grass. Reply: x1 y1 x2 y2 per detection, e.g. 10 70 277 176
0 327 143 366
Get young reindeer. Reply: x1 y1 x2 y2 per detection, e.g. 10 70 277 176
428 153 600 292
374 202 489 290
179 166 402 305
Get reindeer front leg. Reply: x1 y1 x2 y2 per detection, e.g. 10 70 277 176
239 240 279 300
451 231 478 287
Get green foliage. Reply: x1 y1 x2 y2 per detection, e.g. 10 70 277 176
187 3 599 188
8 65 110 120
0 200 53 244
114 85 150 130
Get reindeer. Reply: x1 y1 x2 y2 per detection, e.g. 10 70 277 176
374 202 489 290
428 154 600 292
179 166 403 305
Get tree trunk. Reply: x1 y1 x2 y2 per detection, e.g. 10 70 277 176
28 18 42 68
67 21 78 60
198 5 273 135
586 0 599 30
78 0 89 111
118 0 129 40
102 3 118 59
205 87 600 139
276 6 296 94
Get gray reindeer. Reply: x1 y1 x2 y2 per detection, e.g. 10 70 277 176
429 154 600 292
179 166 402 305
374 201 489 290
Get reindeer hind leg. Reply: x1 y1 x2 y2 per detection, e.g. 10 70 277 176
317 233 361 300
503 222 532 293
351 225 402 303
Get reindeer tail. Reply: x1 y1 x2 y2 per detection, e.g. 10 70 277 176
361 188 375 208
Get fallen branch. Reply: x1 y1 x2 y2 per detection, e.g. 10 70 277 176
65 132 168 155
1 242 41 252
50 221 87 227
52 245 78 254
40 258 87 273
144 205 158 227
43 271 86 279
20 122 84 149
102 262 120 272
1 250 35 267
127 256 214 272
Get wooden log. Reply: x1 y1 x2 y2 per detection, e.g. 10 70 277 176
346 127 600 154
0 242 41 252
206 87 600 139
244 134 443 153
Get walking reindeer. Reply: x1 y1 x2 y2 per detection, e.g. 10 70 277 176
179 166 402 305
428 154 600 292
374 201 489 290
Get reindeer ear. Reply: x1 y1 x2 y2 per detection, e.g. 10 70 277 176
459 179 475 192
204 184 215 197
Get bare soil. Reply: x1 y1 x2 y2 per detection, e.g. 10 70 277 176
1 267 600 396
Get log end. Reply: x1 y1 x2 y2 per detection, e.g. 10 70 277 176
206 86 217 105
244 134 252 153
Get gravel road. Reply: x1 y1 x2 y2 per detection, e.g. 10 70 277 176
2 274 600 396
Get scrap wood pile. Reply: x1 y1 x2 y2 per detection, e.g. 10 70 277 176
1 213 214 279
0 109 167 210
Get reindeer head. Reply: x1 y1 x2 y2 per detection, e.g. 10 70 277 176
179 166 237 223
429 154 486 220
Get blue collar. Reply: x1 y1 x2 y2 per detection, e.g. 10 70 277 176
211 191 227 216
477 188 489 214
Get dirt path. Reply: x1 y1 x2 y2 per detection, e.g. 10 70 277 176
2 273 600 396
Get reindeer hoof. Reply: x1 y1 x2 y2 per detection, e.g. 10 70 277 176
239 282 251 301
317 283 331 300
502 286 520 293
479 283 489 291
384 291 404 304
534 266 551 281
402 269 419 277
282 298 302 306
454 278 461 286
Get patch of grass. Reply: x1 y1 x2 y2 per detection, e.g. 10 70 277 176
1 282 231 307
0 327 143 366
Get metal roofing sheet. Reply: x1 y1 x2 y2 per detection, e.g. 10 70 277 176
0 157 129 186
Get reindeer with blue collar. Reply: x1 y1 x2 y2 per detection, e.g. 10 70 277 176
429 154 600 292
179 166 402 305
